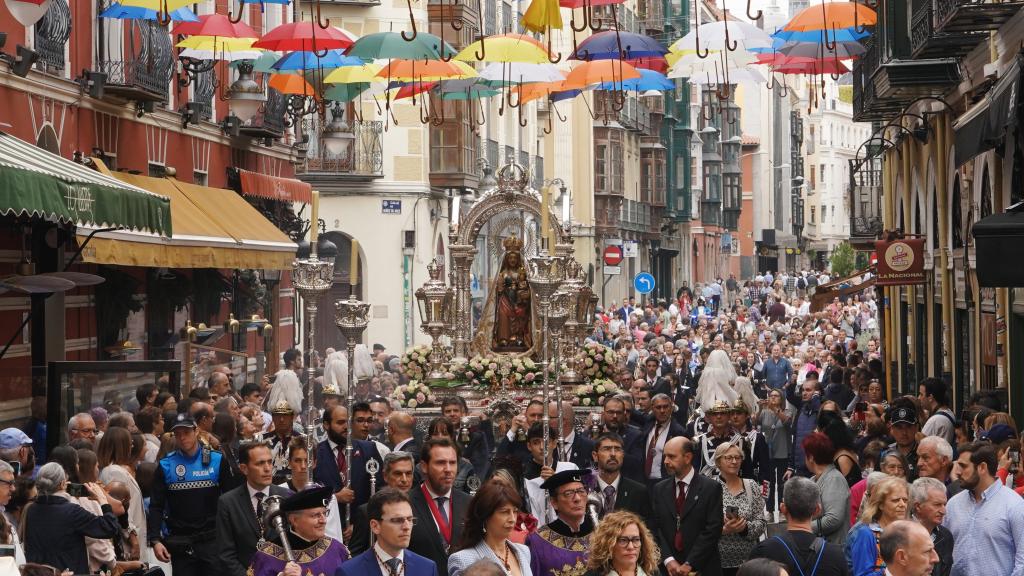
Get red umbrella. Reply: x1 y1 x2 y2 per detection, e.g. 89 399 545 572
393 81 437 100
756 53 821 66
774 59 850 75
171 13 257 37
253 22 355 52
628 56 669 74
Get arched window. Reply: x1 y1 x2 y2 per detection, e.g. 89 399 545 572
980 164 993 219
952 175 964 249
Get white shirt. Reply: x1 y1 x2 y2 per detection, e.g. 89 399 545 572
247 483 270 514
374 542 405 575
664 467 696 566
646 420 671 479
422 484 454 535
560 431 576 462
596 474 621 494
394 437 416 453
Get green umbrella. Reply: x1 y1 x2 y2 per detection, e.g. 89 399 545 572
441 88 500 100
324 82 371 102
251 51 280 73
346 31 455 60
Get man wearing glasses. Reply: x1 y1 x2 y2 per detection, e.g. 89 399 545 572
67 412 98 445
526 469 595 576
339 488 439 576
247 486 350 576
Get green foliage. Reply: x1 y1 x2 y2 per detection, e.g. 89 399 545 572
830 241 856 278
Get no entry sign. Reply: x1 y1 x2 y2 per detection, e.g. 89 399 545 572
603 245 623 266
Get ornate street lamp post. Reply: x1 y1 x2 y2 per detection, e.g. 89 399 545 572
558 258 586 384
527 252 564 467
415 259 453 383
335 295 370 524
547 290 570 454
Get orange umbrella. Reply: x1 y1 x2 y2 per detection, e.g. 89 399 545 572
269 73 316 95
515 80 566 104
562 60 641 90
377 59 467 80
784 1 876 31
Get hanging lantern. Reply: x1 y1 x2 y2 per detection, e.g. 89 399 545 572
227 62 265 121
6 0 53 27
321 102 355 156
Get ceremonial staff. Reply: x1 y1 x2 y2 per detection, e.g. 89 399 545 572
336 294 370 528
528 252 565 469
263 496 295 562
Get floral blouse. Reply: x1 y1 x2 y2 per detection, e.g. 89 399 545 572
719 478 768 568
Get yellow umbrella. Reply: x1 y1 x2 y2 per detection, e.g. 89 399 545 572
120 0 194 13
455 34 552 63
176 35 257 52
521 0 562 33
377 59 473 81
324 62 384 84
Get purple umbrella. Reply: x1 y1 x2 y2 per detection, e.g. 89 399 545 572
570 30 668 60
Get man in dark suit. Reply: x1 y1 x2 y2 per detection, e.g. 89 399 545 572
495 399 546 469
408 437 470 575
642 357 665 390
550 401 593 469
441 396 494 479
337 488 438 576
312 405 383 529
640 394 687 489
591 432 652 523
216 441 291 576
387 411 420 458
348 451 418 556
651 436 723 576
654 369 695 428
587 397 646 482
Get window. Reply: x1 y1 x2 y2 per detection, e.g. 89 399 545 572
810 206 816 223
193 171 208 185
820 164 825 185
821 204 826 222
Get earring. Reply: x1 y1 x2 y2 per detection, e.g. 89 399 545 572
483 526 487 534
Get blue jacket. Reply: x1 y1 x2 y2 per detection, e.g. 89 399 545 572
312 438 383 520
148 445 229 541
337 548 439 576
846 522 885 576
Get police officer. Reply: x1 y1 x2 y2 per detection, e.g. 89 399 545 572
148 413 231 576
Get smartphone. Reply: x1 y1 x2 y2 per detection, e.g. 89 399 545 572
67 482 87 497
855 402 868 412
725 505 739 519
1012 450 1020 466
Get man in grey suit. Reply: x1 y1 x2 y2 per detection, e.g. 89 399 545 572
216 441 291 576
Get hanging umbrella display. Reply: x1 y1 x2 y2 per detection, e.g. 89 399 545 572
668 49 757 78
562 59 641 89
100 3 198 21
346 31 447 61
253 22 356 52
598 68 673 91
324 82 371 102
377 59 471 81
273 50 362 71
171 13 255 37
455 34 552 63
772 27 869 43
269 73 316 95
778 39 866 59
670 21 773 54
324 62 384 84
176 36 260 60
784 1 877 32
479 62 565 83
514 80 568 104
570 30 667 60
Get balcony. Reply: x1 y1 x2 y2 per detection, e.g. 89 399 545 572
595 196 624 237
723 208 741 231
848 156 884 249
852 36 959 122
97 21 173 103
239 89 287 140
296 121 384 180
429 100 479 189
700 199 722 227
428 0 480 51
34 0 70 73
620 199 654 234
910 0 986 59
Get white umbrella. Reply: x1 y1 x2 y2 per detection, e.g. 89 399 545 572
670 21 774 52
479 62 565 84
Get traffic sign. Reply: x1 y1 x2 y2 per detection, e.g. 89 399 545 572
603 245 623 266
633 272 655 294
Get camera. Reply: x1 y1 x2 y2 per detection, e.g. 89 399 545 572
67 482 87 497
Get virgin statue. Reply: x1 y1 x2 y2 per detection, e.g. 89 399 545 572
491 235 533 352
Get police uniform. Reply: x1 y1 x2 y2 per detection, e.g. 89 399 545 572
148 414 231 576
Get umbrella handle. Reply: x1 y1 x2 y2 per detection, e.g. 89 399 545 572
315 0 330 30
517 102 528 127
694 0 709 58
822 5 836 50
570 3 589 32
543 111 552 134
402 0 418 41
588 0 603 32
723 11 738 51
745 0 762 21
778 79 788 97
553 100 567 122
766 71 776 90
431 99 445 127
228 2 244 23
474 97 487 126
450 0 464 30
610 89 625 112
474 0 486 59
579 91 597 120
507 84 522 108
156 0 171 26
420 101 431 124
854 5 869 34
548 31 562 64
438 16 454 61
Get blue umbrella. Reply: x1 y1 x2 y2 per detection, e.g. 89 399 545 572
273 50 363 71
570 30 668 60
771 27 870 43
100 2 199 21
551 88 582 102
598 68 673 91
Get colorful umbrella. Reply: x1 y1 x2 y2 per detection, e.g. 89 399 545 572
100 2 198 20
515 80 567 104
571 30 668 60
377 59 470 81
772 27 869 43
671 21 774 53
784 2 877 31
324 82 371 102
253 22 356 52
179 46 262 61
269 73 316 95
773 59 850 75
779 40 865 59
562 60 641 89
273 50 362 71
479 62 565 83
628 56 669 74
455 34 552 63
346 31 447 61
521 0 562 33
598 68 673 91
176 35 259 60
171 13 256 36
324 62 384 84
119 0 194 15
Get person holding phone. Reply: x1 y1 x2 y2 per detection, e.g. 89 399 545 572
714 442 766 576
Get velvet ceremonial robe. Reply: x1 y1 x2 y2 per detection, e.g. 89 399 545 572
247 532 350 576
525 517 593 576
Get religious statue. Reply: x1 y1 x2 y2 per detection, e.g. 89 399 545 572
492 235 533 352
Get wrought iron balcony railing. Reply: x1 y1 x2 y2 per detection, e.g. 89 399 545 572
239 88 286 139
298 120 384 177
96 21 173 102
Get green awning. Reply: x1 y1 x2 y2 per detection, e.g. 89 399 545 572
0 131 172 236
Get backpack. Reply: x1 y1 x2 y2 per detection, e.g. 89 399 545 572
797 277 807 290
772 534 827 576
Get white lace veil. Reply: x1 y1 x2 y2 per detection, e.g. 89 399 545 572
324 350 349 394
695 349 739 411
352 344 377 381
732 376 759 413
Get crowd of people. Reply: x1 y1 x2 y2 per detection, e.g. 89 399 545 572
0 270 1020 576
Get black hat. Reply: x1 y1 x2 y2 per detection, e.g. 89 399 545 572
170 413 197 430
281 486 333 513
540 469 586 495
888 405 918 426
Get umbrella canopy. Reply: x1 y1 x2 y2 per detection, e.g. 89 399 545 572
176 35 258 60
571 30 668 60
171 13 256 37
683 65 766 84
671 21 774 52
628 56 669 73
668 50 758 78
779 40 866 58
455 34 552 63
438 86 500 99
784 2 877 31
324 62 384 83
179 47 262 61
273 50 362 71
251 50 280 72
598 68 673 91
346 31 448 60
253 22 356 52
774 59 850 75
772 27 869 43
324 82 371 102
562 60 641 89
392 81 436 100
479 62 564 83
551 88 582 102
119 0 194 14
101 2 198 20
269 73 316 95
377 59 470 81
515 80 566 104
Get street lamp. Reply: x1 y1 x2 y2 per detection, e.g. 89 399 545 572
527 252 565 469
321 102 356 157
226 62 265 121
414 259 453 383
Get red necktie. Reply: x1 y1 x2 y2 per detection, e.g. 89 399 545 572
336 446 347 478
645 423 662 478
674 480 687 551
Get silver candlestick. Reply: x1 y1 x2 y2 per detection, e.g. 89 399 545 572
547 290 570 455
335 295 370 527
527 252 565 469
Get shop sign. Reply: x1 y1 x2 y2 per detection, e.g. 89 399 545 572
875 238 926 286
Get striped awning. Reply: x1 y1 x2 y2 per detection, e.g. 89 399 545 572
0 131 172 235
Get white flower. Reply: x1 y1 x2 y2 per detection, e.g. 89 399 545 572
582 398 592 406
408 399 419 408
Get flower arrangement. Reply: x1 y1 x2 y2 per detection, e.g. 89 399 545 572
391 381 438 408
572 379 620 407
577 341 618 381
400 345 434 382
452 354 543 389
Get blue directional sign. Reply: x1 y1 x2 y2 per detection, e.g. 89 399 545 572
633 272 655 295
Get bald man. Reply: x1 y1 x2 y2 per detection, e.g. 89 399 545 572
879 520 939 576
388 411 419 457
549 401 593 470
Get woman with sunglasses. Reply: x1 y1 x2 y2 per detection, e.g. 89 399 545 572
582 511 659 576
448 478 531 576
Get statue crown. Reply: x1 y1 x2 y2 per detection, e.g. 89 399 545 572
503 235 523 252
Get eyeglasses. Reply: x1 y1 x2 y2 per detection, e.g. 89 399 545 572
615 536 642 548
382 516 417 526
0 479 14 488
720 455 743 462
304 510 331 520
558 488 588 499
